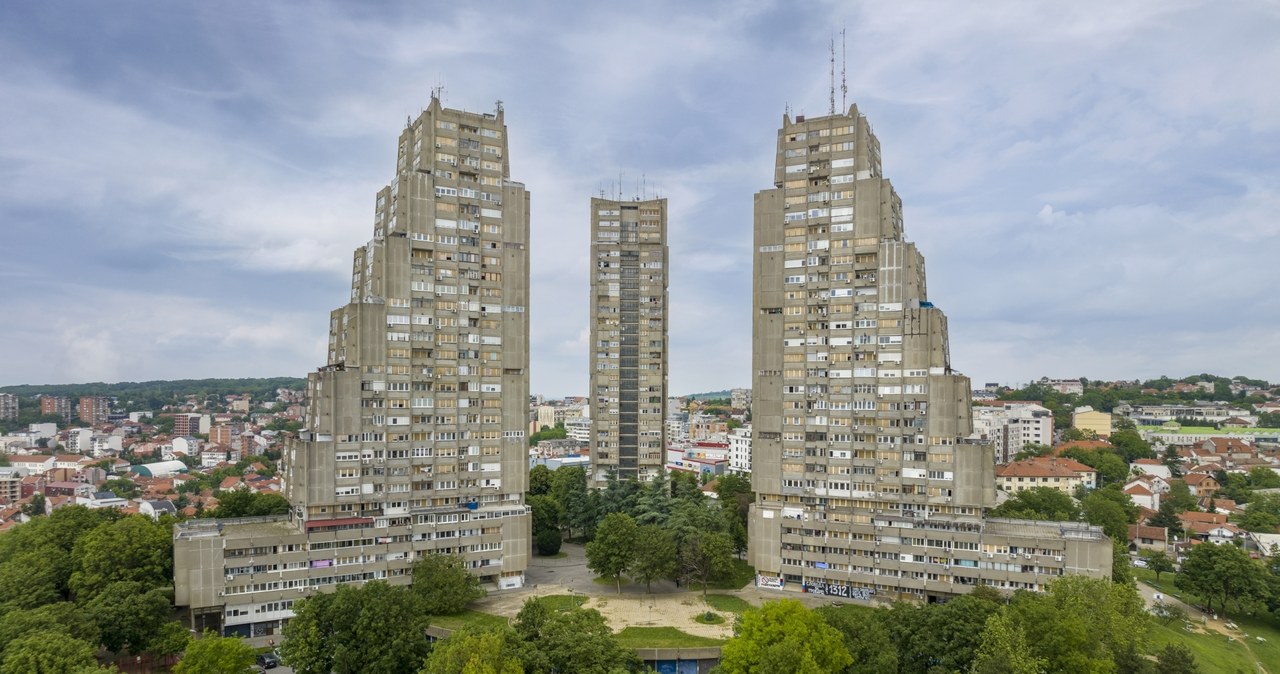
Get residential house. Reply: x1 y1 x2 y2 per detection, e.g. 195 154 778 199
995 456 1098 494
1183 472 1221 497
1127 524 1169 553
1131 458 1172 481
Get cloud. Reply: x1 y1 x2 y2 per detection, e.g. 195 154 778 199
1 0 1279 394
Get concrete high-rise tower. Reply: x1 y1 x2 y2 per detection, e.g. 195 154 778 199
588 197 668 484
174 96 532 637
748 105 1110 601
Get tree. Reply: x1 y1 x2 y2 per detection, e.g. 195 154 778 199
512 601 640 674
1150 501 1185 537
1109 429 1154 462
988 487 1080 521
1249 466 1280 489
411 553 484 615
204 490 291 518
1155 643 1201 674
969 611 1046 674
632 470 672 526
1009 575 1149 673
0 630 98 674
528 494 564 555
720 600 852 674
1141 550 1175 583
1165 480 1199 512
69 514 172 600
174 633 257 674
280 581 430 674
1151 602 1187 626
528 464 553 496
102 477 141 500
1081 487 1137 541
1012 443 1054 461
419 626 525 674
21 492 46 517
680 531 733 598
551 466 592 539
815 606 897 674
883 590 1002 673
630 524 677 593
1176 542 1271 615
586 512 636 593
82 581 173 654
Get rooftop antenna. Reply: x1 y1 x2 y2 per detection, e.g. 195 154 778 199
431 79 445 103
829 34 836 115
840 28 848 110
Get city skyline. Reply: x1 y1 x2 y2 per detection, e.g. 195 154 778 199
3 1 1279 395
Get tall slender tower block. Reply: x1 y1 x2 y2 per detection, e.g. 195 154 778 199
588 197 669 484
748 106 1110 601
174 96 531 636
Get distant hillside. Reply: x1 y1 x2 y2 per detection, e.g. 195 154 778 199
0 377 306 401
684 390 732 401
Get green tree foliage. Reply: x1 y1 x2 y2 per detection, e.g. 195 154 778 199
527 424 566 446
586 512 637 593
527 464 553 496
1062 448 1129 486
529 492 565 555
815 606 897 674
203 490 291 519
988 486 1080 521
512 600 641 674
551 466 593 539
1165 480 1199 512
280 581 430 674
101 477 141 499
0 506 121 608
419 626 525 674
1141 550 1176 582
969 610 1046 674
630 524 677 593
719 599 852 674
679 531 733 598
82 581 172 654
173 633 257 674
1081 486 1139 541
1108 429 1154 462
1011 443 1054 461
1176 542 1271 615
0 629 99 674
1249 466 1280 489
1009 575 1150 673
411 554 484 615
632 470 672 526
884 590 1002 673
1235 492 1280 532
1150 501 1185 537
1155 643 1201 674
69 514 172 601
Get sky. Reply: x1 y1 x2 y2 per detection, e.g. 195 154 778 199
2 1 1278 397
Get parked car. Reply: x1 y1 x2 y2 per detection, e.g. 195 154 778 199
256 653 280 669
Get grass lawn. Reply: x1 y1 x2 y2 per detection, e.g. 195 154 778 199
1136 569 1280 673
704 594 752 613
614 626 725 649
531 594 587 612
428 609 508 631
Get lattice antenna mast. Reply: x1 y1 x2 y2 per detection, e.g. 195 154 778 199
829 35 837 115
841 28 848 110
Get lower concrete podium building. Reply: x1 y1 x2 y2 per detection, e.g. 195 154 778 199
174 96 531 637
747 104 1111 602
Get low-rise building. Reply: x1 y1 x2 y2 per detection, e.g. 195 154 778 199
995 456 1097 494
1072 406 1113 438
